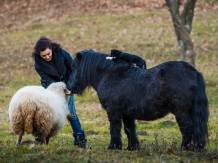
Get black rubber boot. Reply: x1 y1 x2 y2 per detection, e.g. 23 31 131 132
73 134 87 149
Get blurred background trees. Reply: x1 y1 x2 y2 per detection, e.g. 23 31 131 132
1 0 217 66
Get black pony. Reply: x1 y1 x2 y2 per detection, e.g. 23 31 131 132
67 50 209 151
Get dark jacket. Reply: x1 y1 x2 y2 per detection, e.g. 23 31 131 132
35 49 75 88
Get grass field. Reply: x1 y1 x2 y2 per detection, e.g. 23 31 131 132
0 8 218 162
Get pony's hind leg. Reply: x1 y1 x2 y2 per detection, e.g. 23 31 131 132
123 117 139 150
175 114 194 150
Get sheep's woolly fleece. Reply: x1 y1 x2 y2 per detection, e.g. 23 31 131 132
8 82 70 145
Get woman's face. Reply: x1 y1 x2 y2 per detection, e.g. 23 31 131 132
40 48 52 62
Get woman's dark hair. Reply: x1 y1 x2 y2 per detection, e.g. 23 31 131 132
32 36 62 59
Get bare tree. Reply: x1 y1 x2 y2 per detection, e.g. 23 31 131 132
165 0 196 67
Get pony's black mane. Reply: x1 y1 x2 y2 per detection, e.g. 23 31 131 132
77 50 115 89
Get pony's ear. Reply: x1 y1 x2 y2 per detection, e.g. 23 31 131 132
76 52 83 62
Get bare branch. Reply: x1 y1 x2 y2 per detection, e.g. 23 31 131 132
165 0 196 67
165 0 182 43
181 0 197 33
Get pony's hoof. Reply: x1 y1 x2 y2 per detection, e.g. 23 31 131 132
107 144 122 150
127 145 140 151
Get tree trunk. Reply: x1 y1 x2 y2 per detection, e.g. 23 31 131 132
165 0 196 67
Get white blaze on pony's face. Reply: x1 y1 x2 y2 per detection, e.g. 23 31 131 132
40 48 52 62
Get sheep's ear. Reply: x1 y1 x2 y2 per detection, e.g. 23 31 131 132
64 89 71 95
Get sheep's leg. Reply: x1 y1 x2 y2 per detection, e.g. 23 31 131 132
46 137 50 145
41 135 47 145
16 132 23 146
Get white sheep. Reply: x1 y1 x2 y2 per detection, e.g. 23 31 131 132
8 82 71 146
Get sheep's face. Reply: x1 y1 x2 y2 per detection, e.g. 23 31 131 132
48 82 71 100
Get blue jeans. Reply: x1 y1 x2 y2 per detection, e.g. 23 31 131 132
68 95 86 145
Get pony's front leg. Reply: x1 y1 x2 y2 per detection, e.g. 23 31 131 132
107 116 122 150
123 117 139 150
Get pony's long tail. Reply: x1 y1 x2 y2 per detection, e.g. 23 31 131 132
191 72 209 150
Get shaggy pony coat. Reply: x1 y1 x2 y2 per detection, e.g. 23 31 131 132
67 50 209 151
8 82 70 145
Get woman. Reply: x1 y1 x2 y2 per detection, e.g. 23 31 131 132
32 36 86 148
